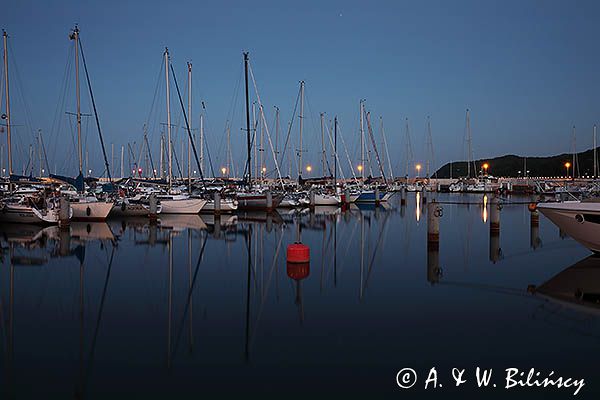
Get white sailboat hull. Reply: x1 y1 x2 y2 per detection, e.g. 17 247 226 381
71 201 114 221
110 201 162 217
313 193 341 206
0 203 62 224
160 198 207 214
201 198 238 213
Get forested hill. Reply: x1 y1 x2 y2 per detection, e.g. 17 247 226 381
434 148 599 178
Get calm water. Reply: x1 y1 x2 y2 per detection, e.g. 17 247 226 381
0 193 597 399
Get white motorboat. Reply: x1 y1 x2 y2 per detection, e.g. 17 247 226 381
537 199 600 252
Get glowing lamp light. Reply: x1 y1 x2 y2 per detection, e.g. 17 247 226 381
221 167 227 175
306 165 312 173
483 163 489 170
138 168 143 173
357 164 363 172
565 162 571 168
262 166 267 174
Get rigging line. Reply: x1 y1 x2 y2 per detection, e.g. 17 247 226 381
380 116 394 179
363 211 390 290
198 106 216 178
365 111 387 183
323 118 339 178
170 139 183 179
278 86 301 168
144 133 156 178
336 120 358 182
303 86 326 172
145 57 165 126
78 38 112 181
249 227 284 345
171 234 209 360
248 64 285 190
39 131 50 175
322 117 344 179
81 244 116 396
49 45 74 168
169 63 206 190
8 41 37 143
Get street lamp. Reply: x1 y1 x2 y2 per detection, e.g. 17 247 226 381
221 167 227 176
357 164 363 173
483 163 489 176
306 165 312 173
565 162 571 179
416 164 422 177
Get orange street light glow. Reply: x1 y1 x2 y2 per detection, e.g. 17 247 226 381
306 165 312 172
357 164 363 172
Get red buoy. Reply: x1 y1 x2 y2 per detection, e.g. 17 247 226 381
287 261 310 281
287 243 310 263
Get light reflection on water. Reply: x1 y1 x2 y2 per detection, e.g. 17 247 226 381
0 193 598 397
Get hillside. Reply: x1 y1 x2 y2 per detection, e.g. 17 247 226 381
434 148 600 178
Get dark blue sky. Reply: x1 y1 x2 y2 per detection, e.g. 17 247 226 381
2 0 600 177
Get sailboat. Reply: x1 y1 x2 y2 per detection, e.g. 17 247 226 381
156 48 206 214
60 26 113 221
236 52 283 211
0 30 66 224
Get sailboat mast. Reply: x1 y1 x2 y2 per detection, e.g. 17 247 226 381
405 118 410 178
594 124 597 178
120 145 124 179
320 112 325 176
243 52 251 187
164 48 172 190
187 62 192 191
572 125 576 179
252 102 257 179
426 116 432 178
71 26 83 174
2 30 12 176
200 113 204 180
334 116 338 188
226 121 231 178
359 99 364 179
466 109 472 178
299 81 304 177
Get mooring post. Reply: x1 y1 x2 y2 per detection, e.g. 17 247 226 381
149 193 158 222
489 197 501 263
427 201 440 251
530 209 540 249
214 192 221 215
266 190 273 212
59 196 71 229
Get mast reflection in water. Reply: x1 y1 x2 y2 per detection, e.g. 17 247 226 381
0 193 598 397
